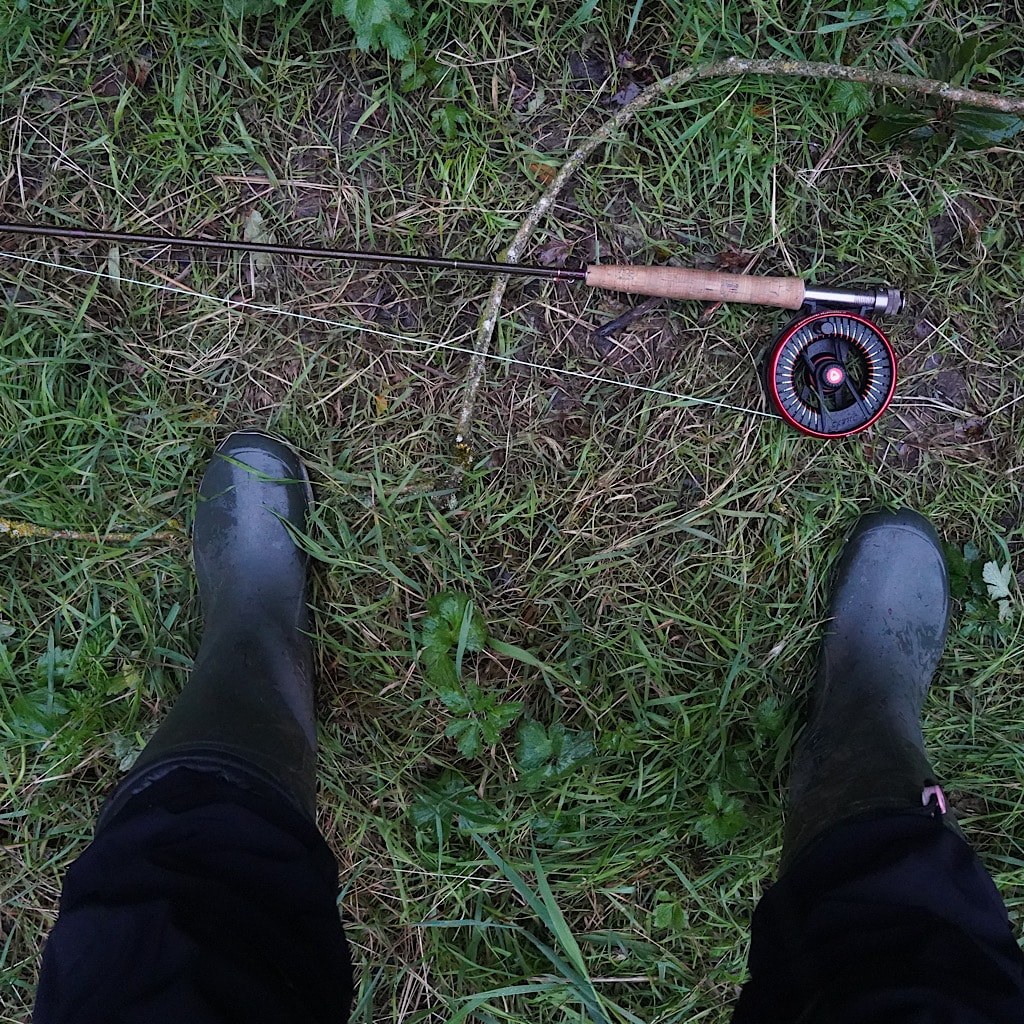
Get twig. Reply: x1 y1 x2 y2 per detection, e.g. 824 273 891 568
0 516 185 544
455 55 1024 452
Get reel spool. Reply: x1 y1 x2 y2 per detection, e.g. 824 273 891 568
762 310 897 439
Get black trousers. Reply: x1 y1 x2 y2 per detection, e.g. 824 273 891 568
734 803 1024 1022
34 768 352 1024
35 773 1024 1023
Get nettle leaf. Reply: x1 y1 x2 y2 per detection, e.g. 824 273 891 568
432 103 469 141
478 717 502 746
489 701 524 731
420 648 459 690
653 891 688 931
754 696 786 741
420 599 457 654
438 686 475 716
420 591 489 689
945 543 971 600
556 728 595 771
983 561 1013 601
333 0 414 59
445 718 483 759
422 592 488 654
223 0 285 16
884 0 925 24
517 720 553 771
529 810 581 844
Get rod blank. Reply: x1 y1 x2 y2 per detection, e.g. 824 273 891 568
0 220 577 281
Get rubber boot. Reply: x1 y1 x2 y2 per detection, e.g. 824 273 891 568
780 508 961 872
100 431 318 825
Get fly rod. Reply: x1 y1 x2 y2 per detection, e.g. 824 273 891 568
0 221 902 315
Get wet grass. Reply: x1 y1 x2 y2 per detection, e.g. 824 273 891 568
2 1 1024 1021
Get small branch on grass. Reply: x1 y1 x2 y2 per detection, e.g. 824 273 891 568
454 56 1024 460
0 516 185 544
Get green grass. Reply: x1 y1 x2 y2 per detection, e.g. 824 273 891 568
2 1 1024 1021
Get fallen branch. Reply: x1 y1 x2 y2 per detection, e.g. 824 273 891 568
455 55 1024 450
0 516 185 544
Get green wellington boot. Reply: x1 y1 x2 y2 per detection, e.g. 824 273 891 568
781 508 961 872
103 431 318 823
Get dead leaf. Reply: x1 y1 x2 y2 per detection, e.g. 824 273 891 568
125 56 152 89
509 60 535 112
107 245 121 295
606 80 643 107
714 246 755 270
91 69 123 98
30 89 64 112
242 209 275 277
536 238 571 267
934 368 969 406
528 162 559 186
568 50 609 85
955 416 987 441
374 393 388 416
90 56 152 99
291 193 323 221
929 197 987 253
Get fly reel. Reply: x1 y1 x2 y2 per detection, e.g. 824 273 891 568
762 308 898 439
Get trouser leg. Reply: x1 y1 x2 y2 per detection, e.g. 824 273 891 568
733 803 1024 1023
34 766 353 1024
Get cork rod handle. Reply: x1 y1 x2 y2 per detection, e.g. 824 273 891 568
584 264 806 310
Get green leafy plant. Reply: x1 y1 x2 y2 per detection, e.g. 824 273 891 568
1 633 139 755
866 35 1023 149
432 102 470 142
827 80 873 119
945 541 1017 640
409 771 501 844
883 0 926 25
982 560 1014 625
333 0 413 58
516 720 594 792
419 591 524 758
440 682 524 758
223 0 414 59
398 35 443 92
753 695 786 743
820 0 925 35
420 591 489 690
693 782 748 848
652 890 689 931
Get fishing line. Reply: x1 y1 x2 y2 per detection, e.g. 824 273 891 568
0 249 774 418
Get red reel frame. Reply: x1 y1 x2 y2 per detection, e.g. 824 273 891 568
762 310 897 439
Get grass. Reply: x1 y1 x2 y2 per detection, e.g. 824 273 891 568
2 0 1024 1020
